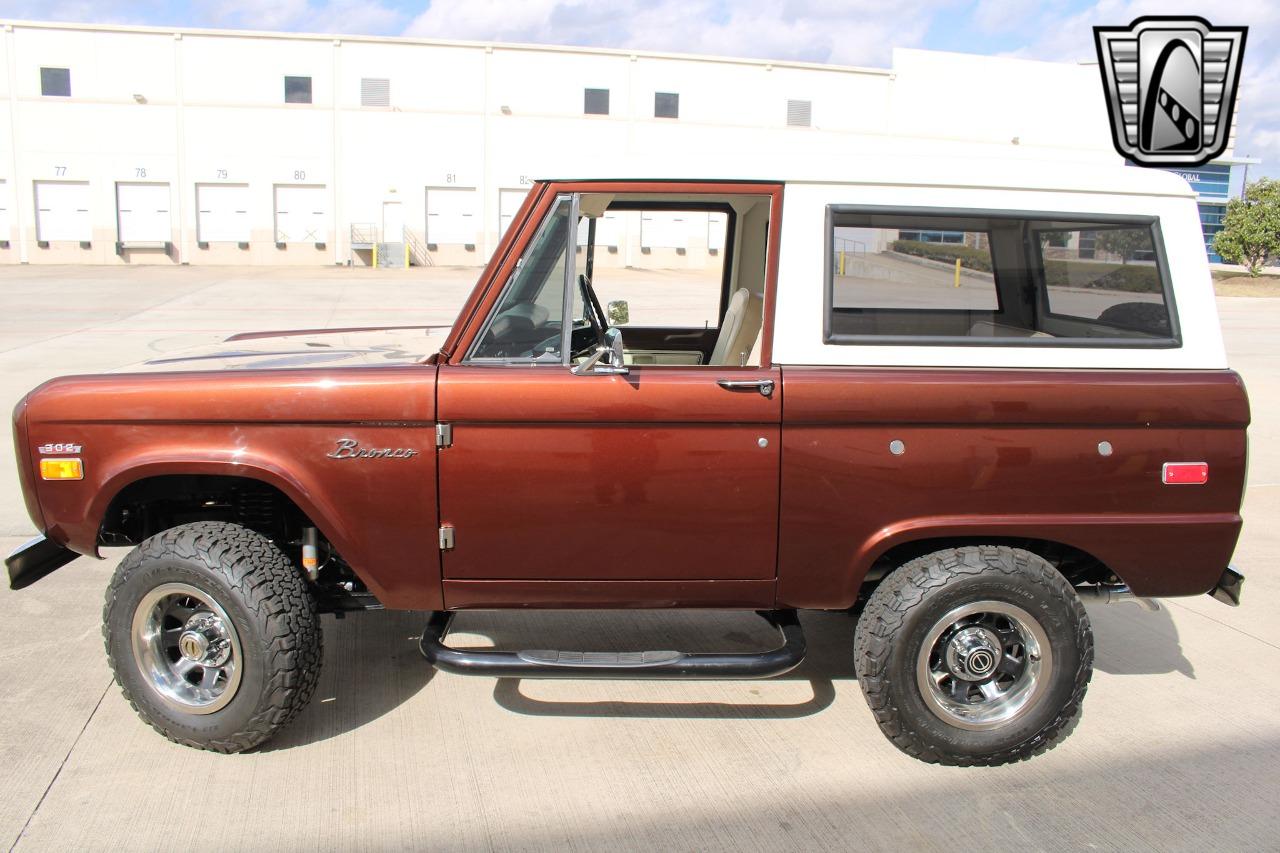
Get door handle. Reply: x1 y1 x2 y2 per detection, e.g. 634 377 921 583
717 378 774 398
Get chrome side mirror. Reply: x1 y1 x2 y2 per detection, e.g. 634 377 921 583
607 300 630 326
571 327 629 375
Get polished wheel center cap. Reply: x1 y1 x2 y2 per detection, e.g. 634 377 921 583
178 631 209 661
179 613 232 667
945 626 1002 681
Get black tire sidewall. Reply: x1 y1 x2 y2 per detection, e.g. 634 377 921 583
886 563 1086 758
106 556 272 745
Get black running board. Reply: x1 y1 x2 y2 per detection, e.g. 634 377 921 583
419 610 805 680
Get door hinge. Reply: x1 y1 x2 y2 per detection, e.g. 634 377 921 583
435 423 453 448
439 524 455 551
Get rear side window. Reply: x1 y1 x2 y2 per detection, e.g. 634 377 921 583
833 226 998 311
1037 225 1170 337
825 208 1177 346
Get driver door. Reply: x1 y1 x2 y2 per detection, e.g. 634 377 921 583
435 187 782 608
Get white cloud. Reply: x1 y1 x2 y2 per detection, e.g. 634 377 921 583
201 0 405 35
403 0 950 67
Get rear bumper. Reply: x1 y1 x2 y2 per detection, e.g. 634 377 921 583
1209 565 1244 607
6 535 79 590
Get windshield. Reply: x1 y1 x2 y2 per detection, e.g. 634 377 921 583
469 196 572 362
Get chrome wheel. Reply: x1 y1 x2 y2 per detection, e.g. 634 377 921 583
130 582 243 715
915 600 1052 731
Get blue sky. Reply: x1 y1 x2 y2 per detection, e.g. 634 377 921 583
3 0 1276 179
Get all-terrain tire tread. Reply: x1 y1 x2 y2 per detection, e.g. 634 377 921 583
853 545 1092 767
103 521 322 753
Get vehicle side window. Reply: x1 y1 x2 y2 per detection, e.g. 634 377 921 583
1037 225 1171 337
584 209 728 330
832 226 999 311
825 208 1178 347
468 196 572 363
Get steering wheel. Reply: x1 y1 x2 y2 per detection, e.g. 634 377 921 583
529 275 611 361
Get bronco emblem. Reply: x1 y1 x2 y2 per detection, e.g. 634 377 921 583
326 438 419 460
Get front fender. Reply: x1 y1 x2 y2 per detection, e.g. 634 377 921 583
21 367 441 609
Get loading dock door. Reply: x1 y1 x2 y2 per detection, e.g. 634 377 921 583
426 187 477 245
576 212 621 249
196 183 250 243
116 182 171 243
640 211 692 250
709 212 727 251
35 181 91 242
274 184 327 243
498 189 528 240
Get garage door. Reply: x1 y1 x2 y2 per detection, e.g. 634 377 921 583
426 187 477 246
116 182 171 243
196 183 250 243
498 189 528 240
641 211 696 250
35 181 91 242
709 212 727 251
274 184 327 243
577 212 621 249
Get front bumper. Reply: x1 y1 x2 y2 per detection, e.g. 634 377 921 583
1209 566 1244 607
6 535 79 590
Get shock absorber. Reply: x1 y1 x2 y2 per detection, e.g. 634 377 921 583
301 526 319 582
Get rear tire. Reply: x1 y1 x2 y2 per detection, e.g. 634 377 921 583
103 521 322 752
854 545 1092 766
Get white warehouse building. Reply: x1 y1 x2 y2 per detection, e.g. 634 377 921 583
0 19 1254 267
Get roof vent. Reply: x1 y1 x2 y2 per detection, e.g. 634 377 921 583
361 78 390 107
786 99 811 127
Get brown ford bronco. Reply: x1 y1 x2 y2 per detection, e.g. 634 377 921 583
6 167 1248 766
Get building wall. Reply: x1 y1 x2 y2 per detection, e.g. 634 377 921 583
0 20 1249 268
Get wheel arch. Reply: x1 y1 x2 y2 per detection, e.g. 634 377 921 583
866 535 1116 589
93 461 345 548
91 463 383 601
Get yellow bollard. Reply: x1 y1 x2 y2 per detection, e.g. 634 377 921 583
954 258 961 287
373 243 379 268
839 250 846 276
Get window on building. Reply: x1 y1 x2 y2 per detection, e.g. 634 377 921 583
826 209 1176 345
654 92 679 119
584 88 610 115
40 67 70 97
284 75 312 104
361 77 390 107
786 99 811 127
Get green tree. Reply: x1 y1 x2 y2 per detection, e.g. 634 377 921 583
1096 228 1148 264
1213 177 1280 277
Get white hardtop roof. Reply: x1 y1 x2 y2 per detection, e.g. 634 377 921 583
540 151 1195 199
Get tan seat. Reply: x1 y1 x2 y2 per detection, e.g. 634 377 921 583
710 288 763 366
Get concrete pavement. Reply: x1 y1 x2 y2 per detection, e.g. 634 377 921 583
1 267 1277 851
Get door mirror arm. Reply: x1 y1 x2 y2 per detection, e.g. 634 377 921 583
571 327 629 375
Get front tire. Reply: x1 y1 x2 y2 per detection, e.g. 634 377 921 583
854 546 1092 766
103 521 322 752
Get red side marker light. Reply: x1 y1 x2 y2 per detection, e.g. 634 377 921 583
1162 462 1208 485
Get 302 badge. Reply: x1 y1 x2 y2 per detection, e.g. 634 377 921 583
37 442 82 454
